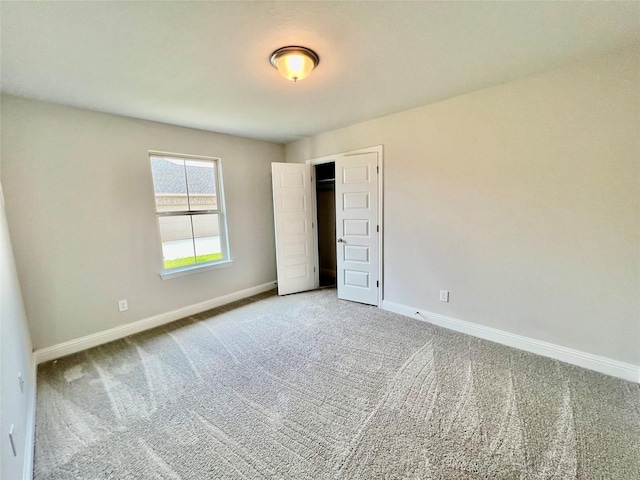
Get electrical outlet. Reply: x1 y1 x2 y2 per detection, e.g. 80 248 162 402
18 372 24 394
9 424 17 457
439 290 449 302
117 299 128 312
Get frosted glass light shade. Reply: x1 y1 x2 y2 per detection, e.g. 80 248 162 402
270 46 319 82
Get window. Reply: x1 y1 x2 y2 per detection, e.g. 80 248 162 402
149 151 231 278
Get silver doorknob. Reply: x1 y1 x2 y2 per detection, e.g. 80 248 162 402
337 238 345 243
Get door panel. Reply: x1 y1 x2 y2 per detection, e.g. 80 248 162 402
343 165 370 184
272 163 315 295
344 245 369 263
343 192 369 209
343 219 370 236
335 152 379 305
345 269 369 287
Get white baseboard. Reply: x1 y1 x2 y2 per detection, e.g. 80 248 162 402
23 353 37 480
382 300 640 383
35 281 277 364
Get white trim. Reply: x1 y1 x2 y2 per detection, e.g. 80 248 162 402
309 165 321 290
160 259 233 280
23 353 37 480
215 158 232 267
34 281 277 364
148 150 220 162
382 300 640 383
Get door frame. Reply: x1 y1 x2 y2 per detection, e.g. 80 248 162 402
306 145 384 307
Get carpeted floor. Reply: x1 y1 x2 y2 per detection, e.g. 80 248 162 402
35 289 639 479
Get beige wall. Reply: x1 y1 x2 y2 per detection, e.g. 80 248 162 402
1 96 282 350
286 48 640 366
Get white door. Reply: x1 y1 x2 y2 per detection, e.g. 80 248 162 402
271 163 316 295
335 152 379 305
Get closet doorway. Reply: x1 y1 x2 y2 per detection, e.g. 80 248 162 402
271 145 383 306
314 162 337 288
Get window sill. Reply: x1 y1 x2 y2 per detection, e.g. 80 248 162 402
160 259 233 280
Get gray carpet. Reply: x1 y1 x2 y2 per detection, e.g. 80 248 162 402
34 289 640 479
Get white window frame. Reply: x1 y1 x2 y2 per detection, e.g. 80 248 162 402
148 150 232 280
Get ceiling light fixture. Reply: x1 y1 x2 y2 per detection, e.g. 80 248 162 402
270 46 319 82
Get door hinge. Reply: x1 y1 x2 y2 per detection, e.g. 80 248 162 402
314 267 316 273
377 166 379 174
312 222 314 229
376 281 379 288
377 225 379 233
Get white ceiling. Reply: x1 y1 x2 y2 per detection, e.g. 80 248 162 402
1 1 638 143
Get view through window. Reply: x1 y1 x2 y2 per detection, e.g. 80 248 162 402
149 153 229 271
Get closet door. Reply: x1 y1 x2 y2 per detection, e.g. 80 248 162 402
335 152 379 305
271 163 316 295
